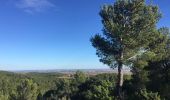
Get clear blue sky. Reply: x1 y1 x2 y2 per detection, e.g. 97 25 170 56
0 0 169 70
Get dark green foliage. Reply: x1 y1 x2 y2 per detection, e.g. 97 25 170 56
147 59 170 99
42 71 88 100
43 90 59 100
134 89 161 100
11 79 38 100
91 0 162 68
27 72 63 94
125 27 170 100
0 71 65 100
55 79 72 99
0 68 169 100
72 73 117 100
73 71 87 84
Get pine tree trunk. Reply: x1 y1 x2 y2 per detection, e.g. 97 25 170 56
117 50 124 100
118 62 124 100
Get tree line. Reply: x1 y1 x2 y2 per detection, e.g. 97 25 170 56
0 66 169 100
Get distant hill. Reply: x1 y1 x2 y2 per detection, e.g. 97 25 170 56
1 68 131 75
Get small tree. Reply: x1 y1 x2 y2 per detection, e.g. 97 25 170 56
11 79 38 100
73 71 87 84
74 75 116 100
91 0 164 99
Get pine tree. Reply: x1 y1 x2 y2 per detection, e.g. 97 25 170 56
91 0 163 99
11 79 38 100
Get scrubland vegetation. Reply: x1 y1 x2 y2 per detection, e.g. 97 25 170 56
0 66 169 100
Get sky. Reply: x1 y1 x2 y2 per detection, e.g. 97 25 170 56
0 0 169 70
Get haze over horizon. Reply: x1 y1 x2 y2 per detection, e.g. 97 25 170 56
0 0 169 70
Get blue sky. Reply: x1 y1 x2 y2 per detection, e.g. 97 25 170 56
0 0 169 70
